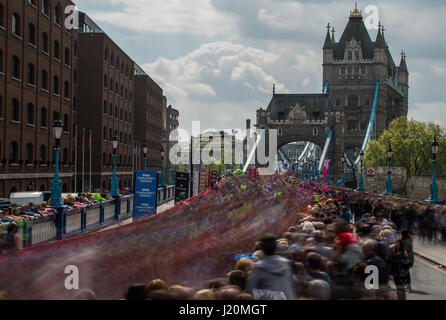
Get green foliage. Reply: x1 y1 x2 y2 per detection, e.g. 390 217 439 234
365 117 446 177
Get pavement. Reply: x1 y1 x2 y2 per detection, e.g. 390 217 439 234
413 236 446 267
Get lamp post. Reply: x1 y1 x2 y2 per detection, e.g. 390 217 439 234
311 155 316 181
316 155 320 183
50 120 64 207
326 159 331 185
160 147 165 186
300 161 304 180
110 136 119 197
427 136 440 202
143 142 148 171
384 144 393 195
358 151 365 192
341 154 345 187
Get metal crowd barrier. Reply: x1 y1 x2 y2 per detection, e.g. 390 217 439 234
4 186 175 249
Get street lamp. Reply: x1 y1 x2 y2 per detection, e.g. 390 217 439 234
326 158 331 185
50 120 64 207
316 155 320 183
110 136 119 197
160 147 165 186
358 150 365 191
143 142 148 171
300 161 304 180
427 136 440 202
311 155 316 181
341 154 345 187
384 144 393 195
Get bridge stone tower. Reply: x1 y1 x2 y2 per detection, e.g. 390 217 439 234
256 5 408 179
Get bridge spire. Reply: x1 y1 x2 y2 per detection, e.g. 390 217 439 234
273 83 276 95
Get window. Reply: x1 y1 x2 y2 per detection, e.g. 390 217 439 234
104 101 107 114
355 51 359 59
111 52 114 67
0 3 4 27
40 107 47 126
63 114 68 131
347 120 359 132
347 51 352 60
110 78 113 91
109 128 112 140
365 99 371 107
129 113 132 122
53 76 59 94
54 4 61 25
28 23 36 45
12 13 21 36
74 41 78 57
120 108 123 120
27 63 35 84
104 74 108 88
354 66 359 75
41 69 48 89
115 81 118 92
340 67 345 75
42 0 49 16
64 48 70 65
361 66 367 75
109 103 112 115
73 70 77 84
278 128 282 136
103 127 107 140
10 142 18 162
54 40 60 59
0 49 4 73
53 111 59 122
11 99 19 121
11 56 20 79
39 145 46 162
26 143 33 162
336 98 341 107
42 33 48 52
115 106 118 118
64 81 69 98
73 97 76 110
347 66 352 75
348 95 359 107
104 47 109 62
26 103 34 124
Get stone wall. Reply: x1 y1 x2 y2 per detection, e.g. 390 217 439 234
364 167 446 201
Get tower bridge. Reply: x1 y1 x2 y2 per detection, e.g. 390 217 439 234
256 5 409 182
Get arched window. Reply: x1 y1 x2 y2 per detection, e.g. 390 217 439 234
53 76 59 94
104 47 109 62
42 32 48 52
54 4 61 25
64 48 70 65
110 78 113 91
109 128 112 140
73 97 76 110
40 107 47 126
12 13 21 36
104 100 107 114
64 80 69 98
11 56 20 78
348 51 352 60
26 143 33 162
27 63 35 84
348 95 359 107
120 108 123 120
28 23 36 45
103 127 107 140
26 103 34 124
109 103 112 114
63 148 68 164
63 114 69 131
42 0 49 16
104 74 108 88
53 111 59 122
11 99 19 121
39 145 46 162
110 52 114 67
74 40 78 57
9 141 18 162
10 186 18 195
54 40 60 59
0 49 4 73
103 153 106 166
39 184 45 191
115 106 118 118
0 3 4 27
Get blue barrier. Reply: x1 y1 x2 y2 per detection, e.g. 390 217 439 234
17 185 175 249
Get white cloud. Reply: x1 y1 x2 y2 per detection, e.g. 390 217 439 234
88 0 238 37
409 102 446 129
142 41 289 131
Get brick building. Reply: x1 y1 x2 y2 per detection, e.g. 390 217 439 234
75 12 134 192
0 0 78 197
134 64 163 173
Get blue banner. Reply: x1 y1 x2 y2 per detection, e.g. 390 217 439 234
133 171 158 220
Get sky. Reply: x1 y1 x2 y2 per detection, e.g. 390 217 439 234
73 0 446 134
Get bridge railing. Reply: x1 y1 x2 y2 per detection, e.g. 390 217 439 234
9 186 176 249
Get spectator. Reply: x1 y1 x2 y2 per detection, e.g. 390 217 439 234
125 284 147 300
227 270 248 291
362 239 390 299
74 289 97 300
246 233 296 300
308 280 331 300
312 230 333 259
306 252 331 284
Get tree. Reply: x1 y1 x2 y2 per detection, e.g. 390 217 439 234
365 117 445 177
